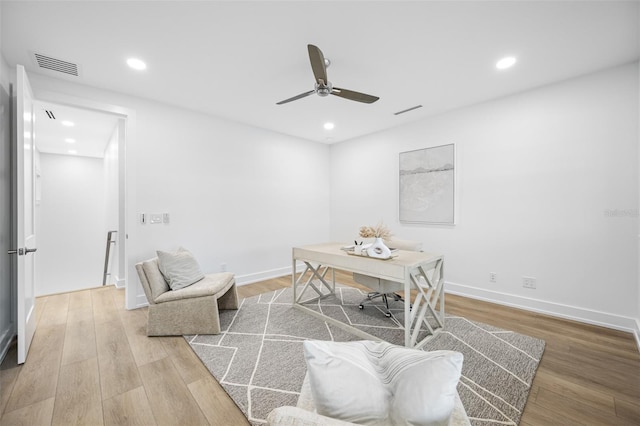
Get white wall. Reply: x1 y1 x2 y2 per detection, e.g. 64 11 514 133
37 153 106 295
103 123 120 286
331 63 639 333
28 73 331 307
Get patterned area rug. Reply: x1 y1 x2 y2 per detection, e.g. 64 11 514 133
186 285 545 425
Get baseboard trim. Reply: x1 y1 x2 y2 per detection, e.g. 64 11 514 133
135 294 149 309
114 276 125 289
0 325 15 364
235 264 303 286
445 281 639 337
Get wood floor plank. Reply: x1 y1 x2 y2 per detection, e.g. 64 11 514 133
188 376 250 426
34 296 49 327
52 357 103 426
138 357 208 426
67 290 95 324
61 317 97 366
111 286 126 309
531 369 616 415
534 386 626 424
95 319 143 400
38 293 70 326
66 305 94 324
615 396 640 424
0 357 20 417
120 308 167 367
103 386 157 426
4 324 65 413
160 336 211 385
68 289 93 311
0 397 54 426
92 286 120 324
541 353 640 402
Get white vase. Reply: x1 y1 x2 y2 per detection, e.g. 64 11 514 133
367 237 391 259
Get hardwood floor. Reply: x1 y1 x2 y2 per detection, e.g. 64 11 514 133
1 272 638 425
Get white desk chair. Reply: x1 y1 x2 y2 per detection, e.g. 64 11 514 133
353 238 423 317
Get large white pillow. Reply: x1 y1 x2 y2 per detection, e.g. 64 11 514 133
303 340 463 426
156 247 205 291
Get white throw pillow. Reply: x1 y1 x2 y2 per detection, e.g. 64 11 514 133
303 340 463 426
156 247 205 291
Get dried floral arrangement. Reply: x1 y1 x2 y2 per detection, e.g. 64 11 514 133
359 222 392 240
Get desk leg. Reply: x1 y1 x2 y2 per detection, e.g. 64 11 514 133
440 260 445 327
403 258 446 349
292 258 297 305
293 261 334 304
404 277 411 347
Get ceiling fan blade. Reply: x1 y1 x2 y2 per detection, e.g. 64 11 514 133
307 44 328 85
331 87 379 104
276 90 315 105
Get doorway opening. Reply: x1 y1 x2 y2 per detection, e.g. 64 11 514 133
34 101 125 295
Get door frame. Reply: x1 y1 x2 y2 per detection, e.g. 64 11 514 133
33 89 136 309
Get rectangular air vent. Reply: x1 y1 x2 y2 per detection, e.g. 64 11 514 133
34 53 79 77
394 105 423 116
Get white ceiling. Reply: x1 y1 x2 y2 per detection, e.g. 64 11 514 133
2 1 639 144
35 101 119 158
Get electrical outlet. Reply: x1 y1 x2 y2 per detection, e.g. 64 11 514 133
489 272 497 283
220 263 227 272
523 276 537 289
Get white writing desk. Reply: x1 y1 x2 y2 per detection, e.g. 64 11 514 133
292 242 445 348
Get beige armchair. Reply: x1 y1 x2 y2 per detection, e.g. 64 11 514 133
267 373 470 426
135 257 239 336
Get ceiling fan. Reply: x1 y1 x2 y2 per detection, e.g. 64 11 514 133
276 44 380 105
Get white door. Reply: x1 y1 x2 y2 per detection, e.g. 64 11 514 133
16 65 37 364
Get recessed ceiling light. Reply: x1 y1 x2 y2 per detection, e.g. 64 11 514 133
68 149 77 155
61 120 74 127
65 138 75 143
496 56 517 70
324 122 335 130
127 58 147 70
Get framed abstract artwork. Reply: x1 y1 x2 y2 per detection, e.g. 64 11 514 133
399 143 455 224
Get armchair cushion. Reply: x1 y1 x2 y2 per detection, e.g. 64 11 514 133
157 247 205 291
140 258 170 302
303 340 463 426
154 272 235 303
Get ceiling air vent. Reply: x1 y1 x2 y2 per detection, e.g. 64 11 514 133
394 105 423 116
44 109 56 119
33 53 79 77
